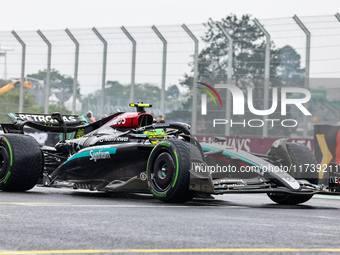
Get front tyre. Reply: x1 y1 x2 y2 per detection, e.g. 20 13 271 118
147 139 192 203
268 142 317 205
267 193 314 205
0 134 43 191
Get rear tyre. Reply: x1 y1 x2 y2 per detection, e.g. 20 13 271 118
147 139 195 203
0 134 43 191
268 142 318 205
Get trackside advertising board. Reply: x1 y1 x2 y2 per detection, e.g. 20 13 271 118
195 135 313 154
314 125 340 165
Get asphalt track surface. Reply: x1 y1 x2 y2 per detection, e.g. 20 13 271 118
0 187 339 255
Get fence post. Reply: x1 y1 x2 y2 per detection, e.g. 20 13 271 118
293 15 310 138
151 25 167 116
65 29 79 115
254 18 270 138
121 26 136 104
336 13 340 21
92 27 107 117
11 31 25 113
37 30 52 114
182 24 198 135
216 22 233 136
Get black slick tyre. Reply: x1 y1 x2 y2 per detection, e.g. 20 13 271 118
0 134 43 191
268 142 318 205
147 139 193 203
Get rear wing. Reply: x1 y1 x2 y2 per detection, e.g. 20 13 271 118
7 113 88 126
1 113 89 137
1 112 120 140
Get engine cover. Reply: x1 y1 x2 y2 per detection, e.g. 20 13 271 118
109 113 153 128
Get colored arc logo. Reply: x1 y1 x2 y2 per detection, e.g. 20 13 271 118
197 82 223 106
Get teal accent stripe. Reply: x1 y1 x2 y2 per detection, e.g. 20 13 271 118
81 115 88 123
64 148 117 164
201 145 264 170
66 132 76 139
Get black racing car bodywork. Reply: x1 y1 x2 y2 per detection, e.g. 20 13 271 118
0 103 339 204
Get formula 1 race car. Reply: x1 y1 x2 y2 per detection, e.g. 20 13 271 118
0 103 339 204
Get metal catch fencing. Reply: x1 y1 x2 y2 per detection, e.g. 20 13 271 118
0 14 340 138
